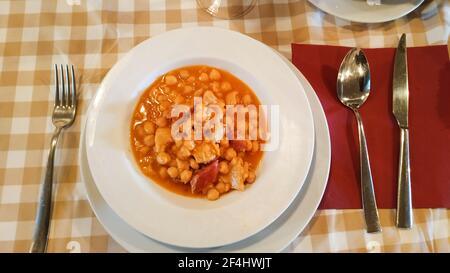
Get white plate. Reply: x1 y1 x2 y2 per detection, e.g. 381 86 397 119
85 27 315 248
80 51 331 252
308 0 424 23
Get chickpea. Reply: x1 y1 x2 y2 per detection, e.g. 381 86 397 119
211 81 220 92
143 135 155 147
230 157 237 165
135 125 145 137
180 170 193 183
169 159 177 167
156 94 166 102
138 146 149 154
176 159 190 171
218 175 228 184
215 182 226 193
163 86 173 95
159 167 168 178
224 147 237 161
252 141 259 152
163 109 172 119
193 89 204 97
202 183 214 195
175 140 183 148
219 161 229 174
177 146 191 159
187 76 195 83
143 121 156 134
156 152 171 165
247 170 256 183
171 144 178 153
167 167 179 178
220 138 229 147
199 72 209 82
174 95 185 104
146 164 155 173
179 70 190 79
183 140 196 150
135 141 143 148
243 162 249 180
165 75 178 85
183 85 193 94
190 158 199 169
224 183 231 192
159 101 171 111
246 140 253 151
209 69 221 81
219 146 227 158
221 81 232 91
155 117 168 127
207 188 220 201
242 94 252 105
225 91 238 105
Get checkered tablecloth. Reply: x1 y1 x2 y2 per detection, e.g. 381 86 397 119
0 0 449 253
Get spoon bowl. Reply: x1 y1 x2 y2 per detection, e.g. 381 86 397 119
337 48 371 109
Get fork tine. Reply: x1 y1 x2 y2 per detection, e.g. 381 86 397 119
65 65 71 107
60 64 66 106
71 65 76 108
54 64 60 107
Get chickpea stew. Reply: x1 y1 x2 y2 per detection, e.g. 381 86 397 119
130 66 264 201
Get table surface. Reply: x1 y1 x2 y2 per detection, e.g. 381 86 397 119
0 0 449 253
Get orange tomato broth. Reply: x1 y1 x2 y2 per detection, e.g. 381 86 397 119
130 65 264 198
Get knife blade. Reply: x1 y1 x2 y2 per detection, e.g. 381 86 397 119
393 33 413 229
393 33 408 128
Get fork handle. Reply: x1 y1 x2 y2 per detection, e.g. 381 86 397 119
396 128 413 228
30 127 62 253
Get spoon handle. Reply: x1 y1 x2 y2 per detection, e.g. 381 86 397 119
353 109 381 233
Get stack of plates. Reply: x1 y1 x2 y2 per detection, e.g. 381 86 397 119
308 0 424 23
80 27 331 252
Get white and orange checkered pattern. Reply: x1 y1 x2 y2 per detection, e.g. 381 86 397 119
0 0 448 252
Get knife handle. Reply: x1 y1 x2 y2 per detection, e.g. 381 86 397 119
396 128 413 228
354 109 381 233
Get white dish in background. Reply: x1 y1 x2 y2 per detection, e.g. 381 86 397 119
308 0 424 23
84 27 315 248
79 51 331 252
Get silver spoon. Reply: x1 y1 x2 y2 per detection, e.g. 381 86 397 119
337 48 381 233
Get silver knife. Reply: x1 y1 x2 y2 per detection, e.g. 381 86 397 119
393 33 413 229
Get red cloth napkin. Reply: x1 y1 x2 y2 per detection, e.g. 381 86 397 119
292 44 450 209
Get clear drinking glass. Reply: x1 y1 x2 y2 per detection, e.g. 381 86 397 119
197 0 257 19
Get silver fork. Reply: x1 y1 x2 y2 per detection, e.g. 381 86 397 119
30 65 77 253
